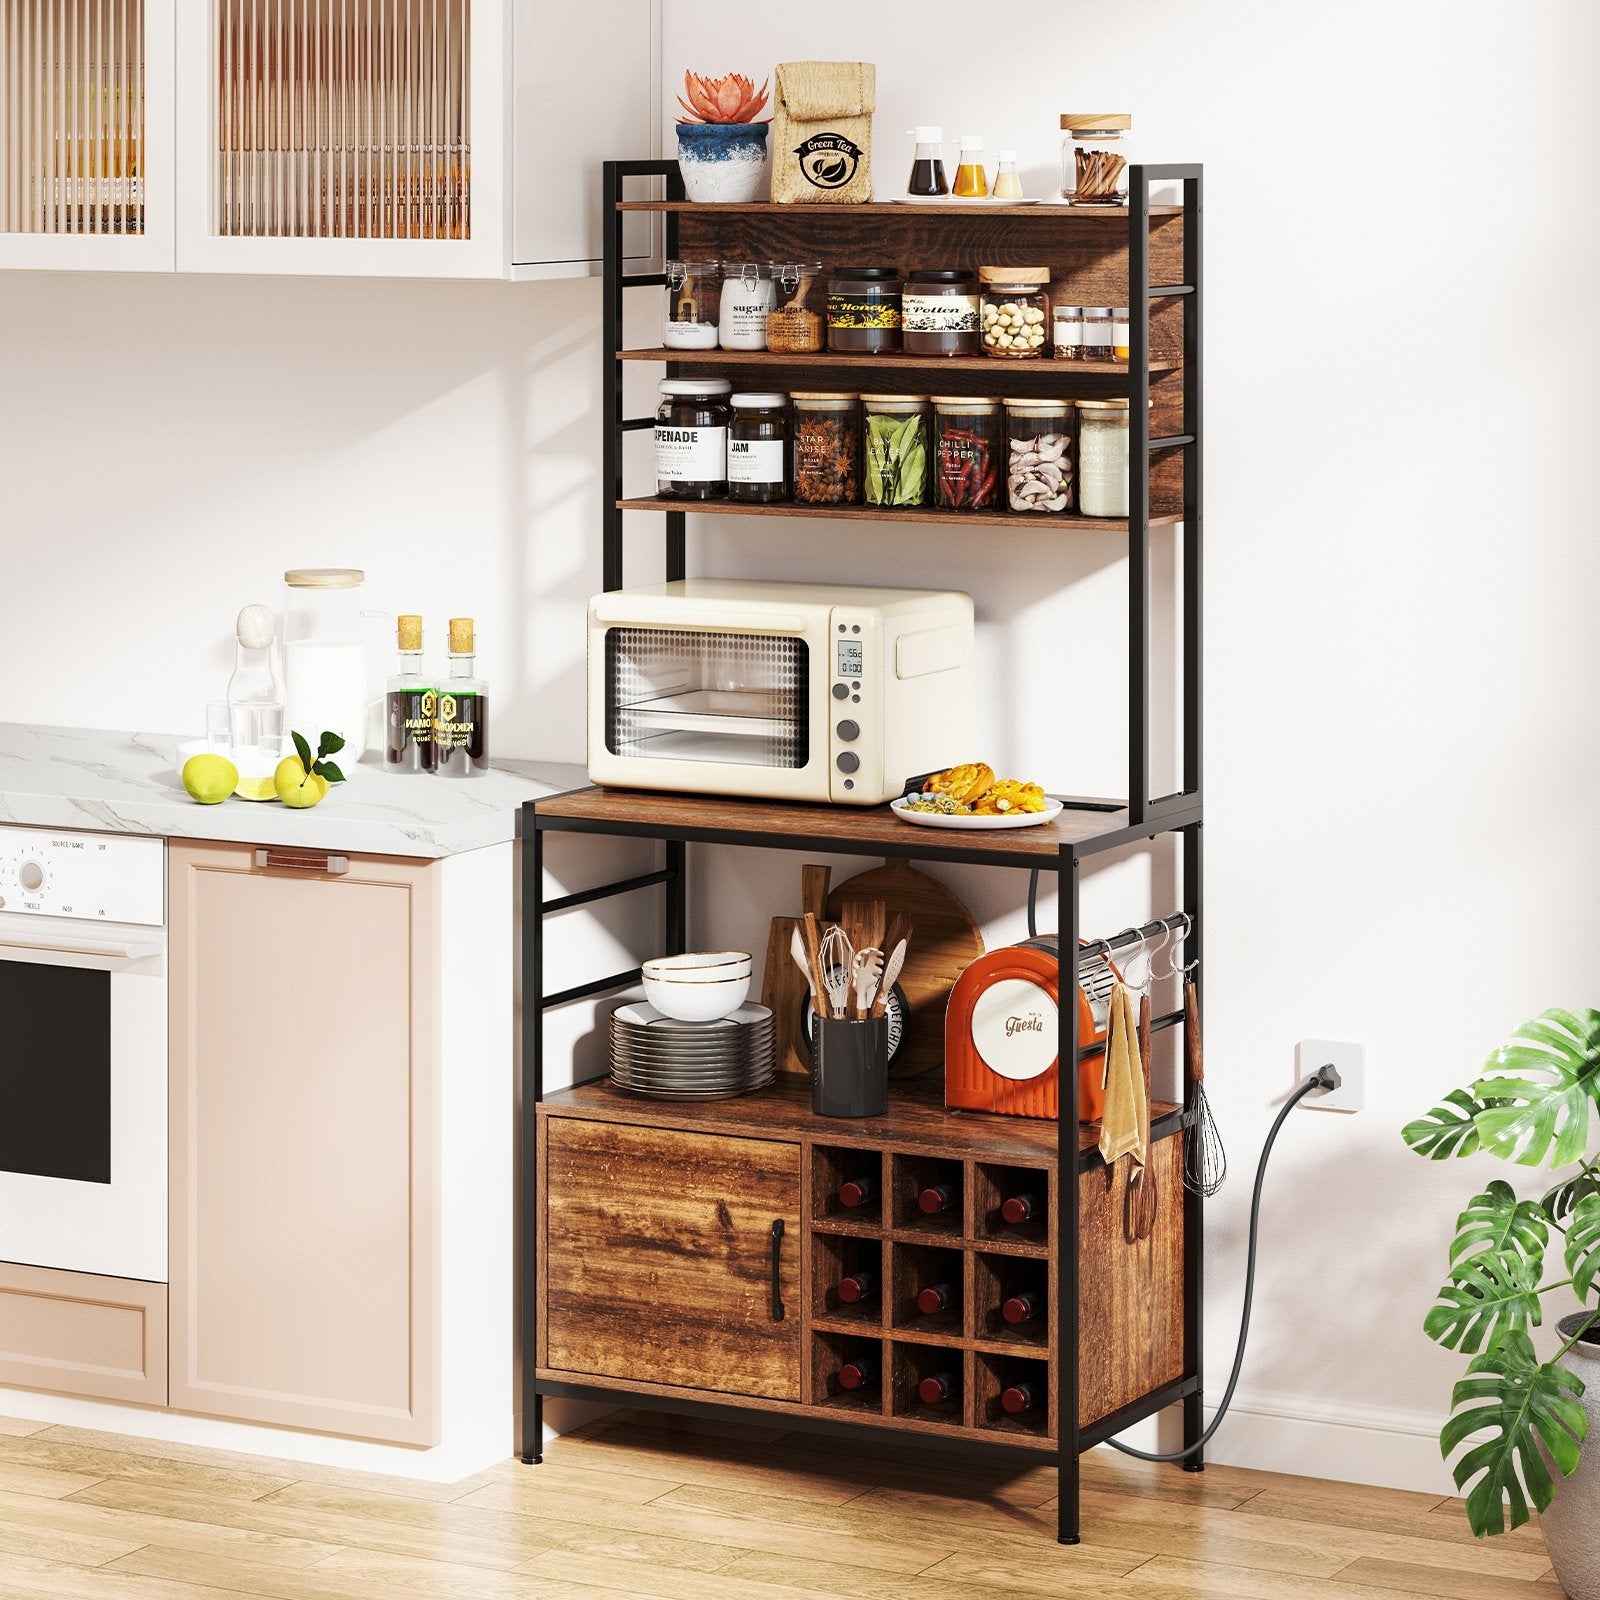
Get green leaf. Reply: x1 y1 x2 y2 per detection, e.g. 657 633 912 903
1473 1008 1600 1169
1440 1329 1587 1536
1403 1088 1491 1160
1424 1249 1543 1353
291 730 313 773
1449 1181 1548 1271
315 761 346 785
1566 1193 1600 1302
1544 1171 1600 1225
317 731 346 758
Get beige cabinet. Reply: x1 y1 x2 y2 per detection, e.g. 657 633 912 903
168 841 438 1445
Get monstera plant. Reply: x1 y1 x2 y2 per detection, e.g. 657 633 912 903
1404 1008 1600 1541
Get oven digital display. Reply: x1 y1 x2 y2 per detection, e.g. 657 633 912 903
837 639 863 678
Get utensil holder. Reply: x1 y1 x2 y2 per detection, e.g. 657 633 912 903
811 1016 889 1118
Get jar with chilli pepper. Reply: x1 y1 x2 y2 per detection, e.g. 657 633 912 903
932 397 1002 512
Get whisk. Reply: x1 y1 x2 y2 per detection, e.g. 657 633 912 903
1182 978 1227 1196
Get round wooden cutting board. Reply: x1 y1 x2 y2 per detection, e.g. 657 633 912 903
825 858 983 1079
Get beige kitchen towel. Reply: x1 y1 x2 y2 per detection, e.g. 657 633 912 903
771 61 875 205
1098 982 1148 1169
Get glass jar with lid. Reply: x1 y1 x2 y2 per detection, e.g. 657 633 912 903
979 267 1050 358
903 270 982 357
932 397 1002 511
861 395 931 507
1111 307 1131 363
664 260 722 349
1004 399 1075 514
655 379 732 500
727 393 791 504
1051 297 1085 359
828 267 903 353
792 393 861 505
1060 114 1133 205
719 262 777 351
1076 398 1130 517
766 261 825 352
1080 306 1114 362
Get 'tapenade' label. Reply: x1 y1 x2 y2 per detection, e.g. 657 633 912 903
655 424 727 482
902 292 980 333
728 438 786 485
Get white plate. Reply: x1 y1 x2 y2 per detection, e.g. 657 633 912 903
890 194 1042 207
890 796 1064 831
613 1001 772 1031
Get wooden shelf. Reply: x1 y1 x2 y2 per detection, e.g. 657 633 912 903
619 347 1177 378
618 200 1183 219
617 496 1178 533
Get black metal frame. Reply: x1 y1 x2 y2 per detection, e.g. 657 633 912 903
519 161 1204 1547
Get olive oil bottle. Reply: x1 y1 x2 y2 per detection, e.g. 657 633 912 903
384 615 436 773
434 617 490 778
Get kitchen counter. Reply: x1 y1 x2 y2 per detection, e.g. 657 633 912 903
0 724 587 858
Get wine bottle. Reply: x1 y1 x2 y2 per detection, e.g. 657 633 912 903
838 1174 878 1208
918 1182 957 1216
1000 1191 1041 1226
916 1280 957 1316
1002 1290 1045 1327
917 1369 960 1406
837 1269 879 1305
1001 1379 1044 1416
838 1354 879 1391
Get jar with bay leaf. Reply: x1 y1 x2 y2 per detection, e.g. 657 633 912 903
862 395 930 507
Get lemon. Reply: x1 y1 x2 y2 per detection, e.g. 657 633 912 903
274 755 326 810
183 753 239 805
233 772 279 802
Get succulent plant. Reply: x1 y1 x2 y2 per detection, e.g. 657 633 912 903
676 71 771 126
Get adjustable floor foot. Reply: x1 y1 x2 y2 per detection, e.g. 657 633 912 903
1183 1459 1205 1473
1057 1535 1082 1546
520 1454 543 1466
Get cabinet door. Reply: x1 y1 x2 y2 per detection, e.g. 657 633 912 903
0 0 176 270
168 840 438 1445
541 1120 801 1401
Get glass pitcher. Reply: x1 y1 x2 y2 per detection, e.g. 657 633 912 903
280 569 384 764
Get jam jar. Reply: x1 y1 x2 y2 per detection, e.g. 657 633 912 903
727 392 791 504
827 267 903 353
980 267 1050 358
902 269 982 357
655 379 731 500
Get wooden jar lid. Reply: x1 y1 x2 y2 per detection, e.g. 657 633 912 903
1060 113 1132 132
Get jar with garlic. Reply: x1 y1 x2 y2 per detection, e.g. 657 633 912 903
979 267 1049 358
1004 398 1075 513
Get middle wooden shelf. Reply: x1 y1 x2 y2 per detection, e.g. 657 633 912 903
622 347 1179 377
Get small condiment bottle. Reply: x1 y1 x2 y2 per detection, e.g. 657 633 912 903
952 135 987 198
907 126 948 196
1051 299 1085 360
1111 307 1131 363
1080 306 1114 362
384 614 436 774
434 619 489 779
991 149 1023 199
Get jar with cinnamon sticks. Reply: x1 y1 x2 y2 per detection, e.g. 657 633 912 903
1060 114 1132 206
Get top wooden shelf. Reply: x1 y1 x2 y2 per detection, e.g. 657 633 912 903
618 201 1184 219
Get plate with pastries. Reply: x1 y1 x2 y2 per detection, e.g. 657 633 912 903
890 763 1064 831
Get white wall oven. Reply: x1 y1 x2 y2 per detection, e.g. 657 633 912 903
588 580 975 805
0 827 166 1283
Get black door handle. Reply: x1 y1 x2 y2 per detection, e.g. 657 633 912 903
769 1219 785 1322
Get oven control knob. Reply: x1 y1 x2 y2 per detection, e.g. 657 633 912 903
835 720 860 741
835 752 860 774
832 683 849 700
18 861 44 893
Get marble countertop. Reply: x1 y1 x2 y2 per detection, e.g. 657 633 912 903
0 724 589 858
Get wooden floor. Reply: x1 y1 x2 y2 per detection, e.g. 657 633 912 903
0 1407 1563 1599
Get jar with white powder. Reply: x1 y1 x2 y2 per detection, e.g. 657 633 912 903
719 262 777 351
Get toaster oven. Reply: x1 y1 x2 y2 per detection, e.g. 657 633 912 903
588 580 975 805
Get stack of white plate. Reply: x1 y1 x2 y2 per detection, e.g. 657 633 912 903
608 1001 776 1101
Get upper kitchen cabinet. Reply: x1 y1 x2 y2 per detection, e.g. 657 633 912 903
0 0 177 270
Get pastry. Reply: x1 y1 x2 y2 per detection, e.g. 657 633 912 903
926 762 995 806
971 779 1049 816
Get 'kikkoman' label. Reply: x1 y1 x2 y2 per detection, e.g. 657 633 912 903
903 292 980 334
655 424 727 483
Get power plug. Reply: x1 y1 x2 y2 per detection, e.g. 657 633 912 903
1296 1039 1365 1112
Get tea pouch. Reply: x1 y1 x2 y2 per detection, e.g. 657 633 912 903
771 61 875 205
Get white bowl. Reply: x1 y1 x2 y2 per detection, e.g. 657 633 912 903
642 951 752 982
642 971 751 1022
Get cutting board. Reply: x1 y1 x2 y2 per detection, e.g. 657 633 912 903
760 864 830 1077
826 859 983 1079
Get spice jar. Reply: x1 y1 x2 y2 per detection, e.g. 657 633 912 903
766 261 825 353
719 262 776 351
1076 399 1129 517
979 267 1050 358
1080 306 1114 362
903 269 981 357
828 267 903 353
1111 308 1131 363
727 393 791 504
792 393 861 505
664 260 722 349
1060 114 1133 205
1051 300 1085 359
932 397 1002 512
655 379 731 500
1004 399 1075 514
862 395 931 507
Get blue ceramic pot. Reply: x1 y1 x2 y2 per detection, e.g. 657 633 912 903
675 121 769 204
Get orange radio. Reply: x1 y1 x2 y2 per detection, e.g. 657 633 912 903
944 937 1120 1122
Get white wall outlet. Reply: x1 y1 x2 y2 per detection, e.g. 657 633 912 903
1296 1039 1366 1112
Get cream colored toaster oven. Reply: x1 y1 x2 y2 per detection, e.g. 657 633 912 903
588 580 975 805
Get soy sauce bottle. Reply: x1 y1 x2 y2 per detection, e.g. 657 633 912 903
435 617 490 778
384 615 436 773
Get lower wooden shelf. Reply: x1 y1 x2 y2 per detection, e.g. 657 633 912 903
619 495 1182 533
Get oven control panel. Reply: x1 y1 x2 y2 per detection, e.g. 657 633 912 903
0 827 165 926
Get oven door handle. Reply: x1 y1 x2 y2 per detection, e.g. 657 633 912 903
0 936 165 973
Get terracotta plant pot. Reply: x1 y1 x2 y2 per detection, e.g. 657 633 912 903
675 122 769 204
1542 1314 1600 1600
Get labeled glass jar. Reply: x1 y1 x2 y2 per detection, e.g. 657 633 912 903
828 267 903 353
1111 307 1131 362
1004 398 1075 514
664 259 722 349
1080 305 1114 362
932 397 1002 511
1076 398 1129 517
727 392 791 504
1060 114 1133 205
979 267 1050 358
902 269 981 357
792 393 861 505
719 262 776 351
862 395 931 507
766 261 825 352
1051 300 1086 359
655 378 731 500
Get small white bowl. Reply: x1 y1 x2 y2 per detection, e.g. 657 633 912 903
643 971 751 1022
642 951 752 983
